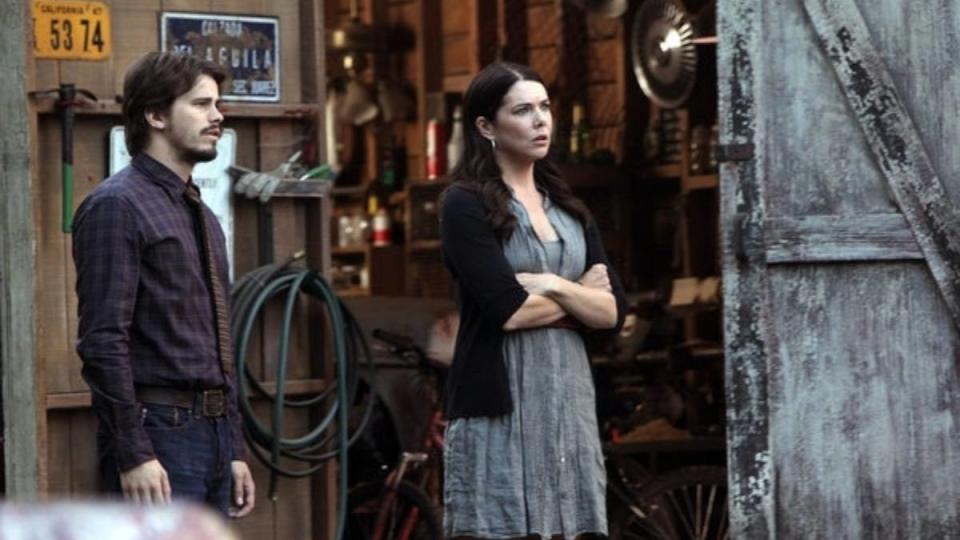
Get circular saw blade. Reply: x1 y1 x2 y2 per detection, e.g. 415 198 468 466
631 0 697 108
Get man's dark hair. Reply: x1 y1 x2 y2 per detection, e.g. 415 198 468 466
122 52 226 155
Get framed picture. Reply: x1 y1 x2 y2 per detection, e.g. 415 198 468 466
160 12 280 102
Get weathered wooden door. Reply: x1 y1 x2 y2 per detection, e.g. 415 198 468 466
719 0 960 537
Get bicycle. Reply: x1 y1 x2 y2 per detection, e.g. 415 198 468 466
606 454 729 540
345 329 446 540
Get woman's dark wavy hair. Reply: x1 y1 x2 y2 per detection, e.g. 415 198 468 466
122 52 226 156
445 62 591 240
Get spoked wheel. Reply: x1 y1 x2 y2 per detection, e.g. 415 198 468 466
346 480 442 540
615 466 729 540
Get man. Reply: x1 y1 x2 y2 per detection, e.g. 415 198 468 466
72 51 255 517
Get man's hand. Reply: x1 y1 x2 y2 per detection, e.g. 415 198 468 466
515 272 561 296
577 264 611 292
120 459 171 505
229 460 256 518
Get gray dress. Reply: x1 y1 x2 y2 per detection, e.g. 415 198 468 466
444 193 607 539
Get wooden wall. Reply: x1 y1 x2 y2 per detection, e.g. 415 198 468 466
30 1 331 538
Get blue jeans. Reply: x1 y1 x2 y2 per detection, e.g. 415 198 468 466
98 402 233 515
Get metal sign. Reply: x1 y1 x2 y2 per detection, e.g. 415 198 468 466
160 12 280 102
108 127 238 280
32 0 111 60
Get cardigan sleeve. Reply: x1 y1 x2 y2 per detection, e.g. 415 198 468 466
441 186 530 329
584 219 628 334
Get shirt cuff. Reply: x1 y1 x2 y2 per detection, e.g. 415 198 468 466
113 428 157 473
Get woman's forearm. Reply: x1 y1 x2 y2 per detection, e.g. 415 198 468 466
547 278 617 329
502 294 568 331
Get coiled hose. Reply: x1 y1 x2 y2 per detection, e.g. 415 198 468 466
230 256 377 540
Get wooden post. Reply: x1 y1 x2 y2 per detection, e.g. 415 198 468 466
0 0 42 498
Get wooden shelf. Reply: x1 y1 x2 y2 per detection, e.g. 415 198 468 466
336 286 371 297
35 100 321 119
270 179 332 198
683 174 719 192
605 436 725 455
332 244 368 256
331 185 370 198
559 162 621 189
649 163 682 178
409 239 442 252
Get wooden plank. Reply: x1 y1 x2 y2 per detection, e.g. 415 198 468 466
587 15 619 40
34 59 59 93
586 83 621 126
442 33 472 77
2 0 42 498
717 0 774 537
69 409 99 493
800 0 960 328
45 412 72 495
274 0 303 104
36 116 73 396
528 46 559 88
586 39 620 84
765 214 923 263
160 0 213 11
590 126 622 161
501 0 528 64
110 6 161 101
526 3 560 48
441 0 470 34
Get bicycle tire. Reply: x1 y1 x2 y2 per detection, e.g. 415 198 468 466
612 466 728 540
346 479 443 540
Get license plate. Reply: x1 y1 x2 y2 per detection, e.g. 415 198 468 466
32 0 111 60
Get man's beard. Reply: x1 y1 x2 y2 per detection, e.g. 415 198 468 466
179 144 218 165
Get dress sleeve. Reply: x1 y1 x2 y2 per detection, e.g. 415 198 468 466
584 219 628 333
440 186 529 328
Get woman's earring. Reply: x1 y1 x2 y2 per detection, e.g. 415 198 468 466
489 138 496 150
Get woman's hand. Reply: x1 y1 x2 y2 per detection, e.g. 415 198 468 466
515 272 562 296
578 264 611 292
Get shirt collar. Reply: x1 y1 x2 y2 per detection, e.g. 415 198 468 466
131 152 190 198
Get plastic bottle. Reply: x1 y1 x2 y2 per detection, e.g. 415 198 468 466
426 118 445 180
570 103 590 163
446 106 464 173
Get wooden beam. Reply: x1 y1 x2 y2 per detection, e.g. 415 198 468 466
718 0 774 537
765 214 924 264
0 0 41 498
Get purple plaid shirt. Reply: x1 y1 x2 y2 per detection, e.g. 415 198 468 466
72 153 244 472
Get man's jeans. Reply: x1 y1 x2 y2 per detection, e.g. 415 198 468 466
98 402 233 515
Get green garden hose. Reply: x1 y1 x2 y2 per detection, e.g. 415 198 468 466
231 259 377 540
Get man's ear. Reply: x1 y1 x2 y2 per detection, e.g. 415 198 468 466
145 109 166 130
475 116 495 140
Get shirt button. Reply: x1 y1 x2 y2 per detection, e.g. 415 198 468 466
560 456 566 464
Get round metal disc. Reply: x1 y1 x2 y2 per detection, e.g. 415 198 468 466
631 0 697 108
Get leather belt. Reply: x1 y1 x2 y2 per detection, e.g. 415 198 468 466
135 385 227 417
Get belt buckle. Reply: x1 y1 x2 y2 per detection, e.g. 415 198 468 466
201 390 226 417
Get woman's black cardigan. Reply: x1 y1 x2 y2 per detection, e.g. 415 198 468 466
440 185 628 419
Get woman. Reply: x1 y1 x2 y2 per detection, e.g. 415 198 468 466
440 62 627 539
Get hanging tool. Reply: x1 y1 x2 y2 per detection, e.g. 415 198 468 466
29 84 98 233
